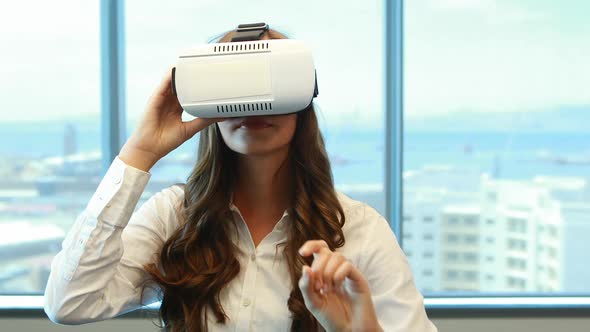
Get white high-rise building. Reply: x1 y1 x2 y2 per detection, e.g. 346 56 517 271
403 168 589 293
534 176 590 292
479 176 562 292
403 165 480 292
439 205 480 291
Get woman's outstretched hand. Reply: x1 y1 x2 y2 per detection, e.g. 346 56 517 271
298 240 383 332
119 67 225 172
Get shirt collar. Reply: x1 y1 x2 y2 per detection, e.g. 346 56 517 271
228 192 290 218
228 192 290 233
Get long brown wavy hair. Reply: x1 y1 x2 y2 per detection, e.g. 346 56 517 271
140 28 346 332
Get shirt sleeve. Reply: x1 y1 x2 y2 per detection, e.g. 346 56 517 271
43 156 179 325
357 206 438 332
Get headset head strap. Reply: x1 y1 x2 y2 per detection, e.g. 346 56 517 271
231 22 269 42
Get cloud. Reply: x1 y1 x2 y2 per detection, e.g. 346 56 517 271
426 0 550 25
429 0 495 11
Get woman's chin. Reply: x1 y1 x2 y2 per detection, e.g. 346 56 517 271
230 143 288 157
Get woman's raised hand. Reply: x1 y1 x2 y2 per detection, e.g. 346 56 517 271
298 240 383 332
119 68 224 172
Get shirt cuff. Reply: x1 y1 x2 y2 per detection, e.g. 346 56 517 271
86 156 151 228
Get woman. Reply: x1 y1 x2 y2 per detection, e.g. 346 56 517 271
44 28 437 332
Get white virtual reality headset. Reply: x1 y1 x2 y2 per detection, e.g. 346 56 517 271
171 23 318 118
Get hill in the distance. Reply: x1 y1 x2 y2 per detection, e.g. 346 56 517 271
406 106 589 133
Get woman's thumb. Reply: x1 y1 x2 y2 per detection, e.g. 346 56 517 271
183 118 219 138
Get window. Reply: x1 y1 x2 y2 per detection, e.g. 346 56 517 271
507 258 527 270
508 238 527 251
1 0 386 304
4 0 589 313
464 271 478 281
507 277 526 290
404 0 590 296
446 217 459 225
446 234 459 243
445 252 459 261
125 1 385 213
0 1 99 294
464 253 478 263
508 218 527 233
464 235 478 245
487 192 498 202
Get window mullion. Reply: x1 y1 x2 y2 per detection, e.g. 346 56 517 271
100 0 127 173
385 0 404 239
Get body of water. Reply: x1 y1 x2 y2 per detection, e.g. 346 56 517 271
1 123 589 186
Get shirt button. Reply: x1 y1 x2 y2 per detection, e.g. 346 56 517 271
113 175 121 184
250 254 256 261
242 298 251 307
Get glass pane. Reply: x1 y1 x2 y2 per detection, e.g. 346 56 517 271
404 0 590 294
0 1 100 294
125 1 385 212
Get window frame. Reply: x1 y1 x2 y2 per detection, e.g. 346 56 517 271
384 0 590 312
2 0 590 317
101 0 127 169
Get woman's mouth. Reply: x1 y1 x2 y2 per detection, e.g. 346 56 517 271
236 117 273 130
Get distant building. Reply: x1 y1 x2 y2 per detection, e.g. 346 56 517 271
403 168 588 293
439 205 480 291
478 177 562 292
0 221 64 293
402 165 480 292
63 123 77 157
534 176 590 292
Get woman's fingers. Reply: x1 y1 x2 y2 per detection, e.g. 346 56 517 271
299 240 330 292
333 260 354 292
323 252 346 293
182 117 225 139
299 240 353 295
147 67 180 115
310 247 332 292
333 259 370 295
299 265 325 310
298 265 314 296
298 240 329 257
156 66 175 98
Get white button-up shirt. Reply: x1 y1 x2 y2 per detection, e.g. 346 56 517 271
44 157 437 331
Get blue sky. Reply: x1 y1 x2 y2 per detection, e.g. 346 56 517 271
406 0 590 117
0 0 588 128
